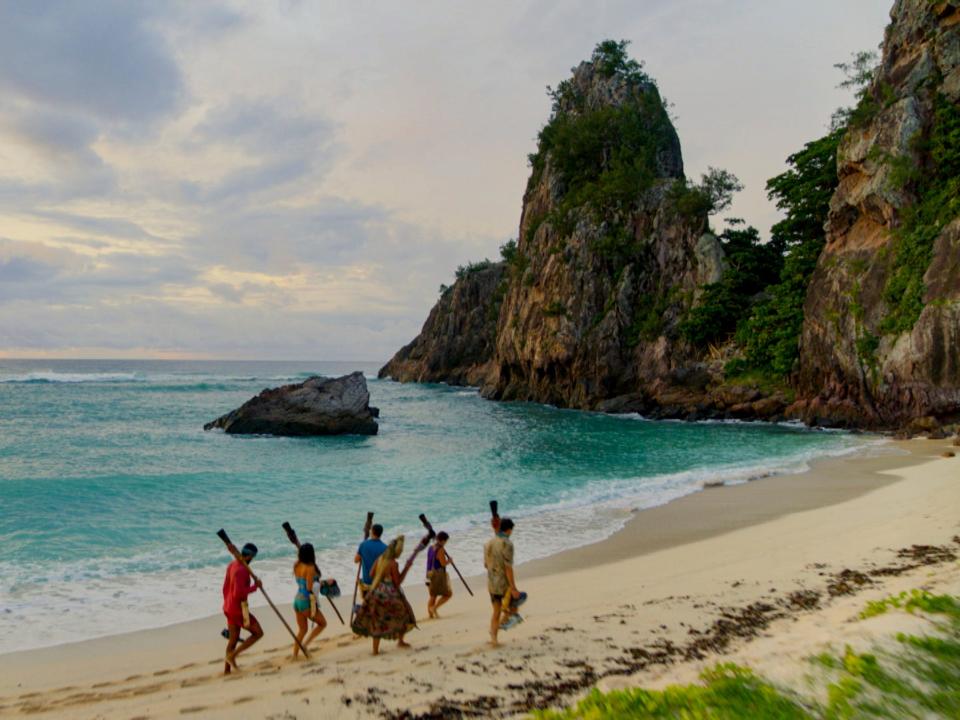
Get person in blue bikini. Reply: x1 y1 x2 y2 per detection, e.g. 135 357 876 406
291 543 327 659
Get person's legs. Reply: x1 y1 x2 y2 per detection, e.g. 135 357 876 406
232 615 263 664
305 611 327 647
427 593 437 618
434 591 452 614
372 637 381 655
224 624 241 674
397 631 410 649
489 596 503 646
293 610 308 659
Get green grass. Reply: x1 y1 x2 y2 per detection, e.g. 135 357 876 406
860 590 960 620
535 592 960 719
534 664 811 720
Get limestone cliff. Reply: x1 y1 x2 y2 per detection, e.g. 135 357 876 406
378 262 505 385
382 47 761 416
383 10 960 430
481 59 724 409
793 0 960 429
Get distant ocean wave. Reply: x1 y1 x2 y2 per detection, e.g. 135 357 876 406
0 371 143 384
0 370 381 387
0 371 322 386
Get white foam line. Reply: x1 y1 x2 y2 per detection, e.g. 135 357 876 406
0 435 882 655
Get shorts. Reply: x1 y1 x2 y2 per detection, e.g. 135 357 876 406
490 593 504 604
428 568 452 597
224 608 260 632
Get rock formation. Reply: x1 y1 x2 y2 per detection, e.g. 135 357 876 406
383 5 960 431
204 371 379 436
382 50 747 416
378 262 505 385
793 0 960 428
481 59 724 409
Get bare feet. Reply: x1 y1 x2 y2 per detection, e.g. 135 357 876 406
397 640 412 649
225 651 240 673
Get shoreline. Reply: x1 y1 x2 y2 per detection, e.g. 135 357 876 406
0 421 874 659
0 440 960 717
0 430 881 660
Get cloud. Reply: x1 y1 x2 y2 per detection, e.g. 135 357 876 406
0 0 894 360
0 1 184 129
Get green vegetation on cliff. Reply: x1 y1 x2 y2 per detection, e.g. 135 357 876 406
526 40 678 264
880 93 960 334
732 128 844 376
680 222 783 347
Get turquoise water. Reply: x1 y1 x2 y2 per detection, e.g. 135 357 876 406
0 359 872 653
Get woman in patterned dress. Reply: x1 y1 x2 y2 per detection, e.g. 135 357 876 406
351 536 417 655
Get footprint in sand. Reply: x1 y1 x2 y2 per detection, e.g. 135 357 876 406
282 687 309 696
131 683 165 696
153 669 171 677
125 674 143 681
233 696 255 704
177 662 198 670
179 705 208 714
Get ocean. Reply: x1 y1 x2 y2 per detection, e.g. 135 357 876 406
0 359 875 654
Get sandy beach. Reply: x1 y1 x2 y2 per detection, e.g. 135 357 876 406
1 436 957 719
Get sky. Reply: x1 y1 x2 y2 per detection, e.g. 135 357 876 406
0 0 892 361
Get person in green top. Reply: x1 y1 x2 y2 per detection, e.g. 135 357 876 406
484 518 522 646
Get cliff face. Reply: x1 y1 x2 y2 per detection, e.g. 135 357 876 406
383 8 960 430
382 55 748 415
794 0 960 428
481 61 723 409
378 262 506 386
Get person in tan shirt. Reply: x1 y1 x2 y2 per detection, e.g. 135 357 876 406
484 518 519 646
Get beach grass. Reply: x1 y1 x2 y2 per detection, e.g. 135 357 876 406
535 591 960 719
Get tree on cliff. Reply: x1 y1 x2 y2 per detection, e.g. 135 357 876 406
733 129 844 376
730 52 878 379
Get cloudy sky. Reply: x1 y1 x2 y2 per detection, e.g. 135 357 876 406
0 0 890 360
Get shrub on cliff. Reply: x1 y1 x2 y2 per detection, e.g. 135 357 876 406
526 40 678 259
680 223 783 348
880 94 960 335
734 128 843 377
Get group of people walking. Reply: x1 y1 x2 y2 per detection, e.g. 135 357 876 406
219 509 525 673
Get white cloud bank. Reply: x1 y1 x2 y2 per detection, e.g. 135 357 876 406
0 0 890 359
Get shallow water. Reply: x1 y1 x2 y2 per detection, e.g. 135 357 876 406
0 359 874 653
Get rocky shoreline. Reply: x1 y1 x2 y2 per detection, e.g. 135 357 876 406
381 1 960 436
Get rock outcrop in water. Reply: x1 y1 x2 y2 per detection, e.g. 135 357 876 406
204 372 379 436
791 0 960 429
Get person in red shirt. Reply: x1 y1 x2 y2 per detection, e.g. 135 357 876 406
222 542 264 674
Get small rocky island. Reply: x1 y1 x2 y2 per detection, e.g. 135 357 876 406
204 371 379 436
